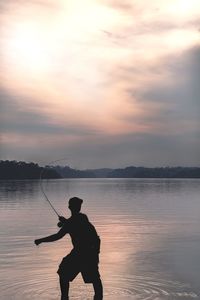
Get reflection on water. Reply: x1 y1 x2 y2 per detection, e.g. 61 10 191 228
0 179 200 299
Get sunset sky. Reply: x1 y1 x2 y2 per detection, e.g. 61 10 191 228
0 0 200 168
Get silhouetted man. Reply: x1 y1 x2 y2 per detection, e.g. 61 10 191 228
34 197 103 300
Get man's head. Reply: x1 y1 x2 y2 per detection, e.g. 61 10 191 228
68 197 83 214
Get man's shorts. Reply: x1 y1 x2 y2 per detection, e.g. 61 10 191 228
57 249 100 283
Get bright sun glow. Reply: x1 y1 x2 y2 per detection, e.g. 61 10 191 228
4 1 119 77
3 0 199 79
7 22 52 73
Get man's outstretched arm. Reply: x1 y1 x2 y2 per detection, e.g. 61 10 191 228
34 226 67 246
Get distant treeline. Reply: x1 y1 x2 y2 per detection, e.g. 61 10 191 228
107 166 200 178
0 160 200 179
52 166 112 178
53 166 200 178
0 160 61 180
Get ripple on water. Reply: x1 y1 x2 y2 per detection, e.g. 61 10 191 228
0 273 93 300
104 275 199 300
1 273 199 300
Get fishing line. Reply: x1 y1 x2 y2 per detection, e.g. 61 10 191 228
39 157 70 217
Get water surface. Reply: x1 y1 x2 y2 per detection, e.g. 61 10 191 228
0 178 200 299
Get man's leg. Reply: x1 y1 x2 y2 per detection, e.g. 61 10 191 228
59 276 69 300
92 277 103 300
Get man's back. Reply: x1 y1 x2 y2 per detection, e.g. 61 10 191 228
61 213 100 254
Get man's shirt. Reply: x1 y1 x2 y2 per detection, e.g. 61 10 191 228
58 213 100 254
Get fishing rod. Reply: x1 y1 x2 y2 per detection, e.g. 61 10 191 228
39 157 69 217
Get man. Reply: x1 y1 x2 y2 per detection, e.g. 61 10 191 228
34 197 103 300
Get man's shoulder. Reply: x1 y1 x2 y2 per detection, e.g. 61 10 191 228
60 216 72 229
79 213 89 221
72 213 89 224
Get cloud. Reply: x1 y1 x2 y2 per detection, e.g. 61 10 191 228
0 0 57 10
134 46 200 125
0 89 100 136
0 1 200 167
102 0 133 12
106 45 200 136
1 45 200 167
25 131 199 168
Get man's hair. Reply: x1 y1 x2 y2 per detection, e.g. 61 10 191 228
68 197 83 206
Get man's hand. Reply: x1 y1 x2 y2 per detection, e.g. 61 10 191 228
57 216 67 228
57 221 63 228
59 216 66 223
34 239 42 246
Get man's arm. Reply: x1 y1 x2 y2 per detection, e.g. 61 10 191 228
34 226 68 246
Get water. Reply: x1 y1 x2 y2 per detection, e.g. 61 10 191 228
0 178 200 299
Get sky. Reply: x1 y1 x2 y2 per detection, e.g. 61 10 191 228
0 0 200 168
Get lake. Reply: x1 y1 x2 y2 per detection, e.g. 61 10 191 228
0 178 200 299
